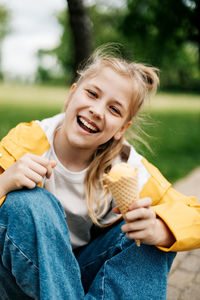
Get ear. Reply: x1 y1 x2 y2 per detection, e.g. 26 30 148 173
64 83 77 107
70 83 77 90
114 121 132 141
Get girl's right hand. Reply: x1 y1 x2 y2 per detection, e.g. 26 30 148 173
0 153 57 197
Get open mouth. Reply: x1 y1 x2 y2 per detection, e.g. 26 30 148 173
77 116 100 134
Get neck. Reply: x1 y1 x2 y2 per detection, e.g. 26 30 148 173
53 126 95 172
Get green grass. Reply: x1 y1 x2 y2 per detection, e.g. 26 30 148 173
0 82 67 107
0 104 60 139
0 82 200 183
130 111 200 182
0 82 66 139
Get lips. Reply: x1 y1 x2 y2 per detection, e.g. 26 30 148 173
77 116 100 133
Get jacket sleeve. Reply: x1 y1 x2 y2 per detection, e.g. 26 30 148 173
140 158 200 252
0 121 50 206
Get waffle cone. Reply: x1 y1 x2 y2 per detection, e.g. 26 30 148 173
104 168 140 246
105 175 138 217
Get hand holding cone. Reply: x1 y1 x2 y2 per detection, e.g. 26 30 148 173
104 163 140 246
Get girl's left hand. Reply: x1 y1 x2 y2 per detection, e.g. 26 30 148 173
113 197 175 247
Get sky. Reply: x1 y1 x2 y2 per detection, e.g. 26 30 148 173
1 0 125 80
1 0 66 80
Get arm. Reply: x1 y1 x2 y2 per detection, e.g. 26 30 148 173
138 158 200 251
152 187 200 251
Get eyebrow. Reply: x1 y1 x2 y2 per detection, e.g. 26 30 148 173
88 84 125 109
88 84 102 94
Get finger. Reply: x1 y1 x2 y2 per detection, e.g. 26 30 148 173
28 161 48 177
128 197 152 211
112 206 121 214
22 153 47 164
46 161 57 179
125 228 157 245
20 177 37 190
25 169 44 185
50 161 57 168
126 230 147 241
125 207 156 222
121 219 155 233
45 162 54 179
29 155 56 179
28 154 51 169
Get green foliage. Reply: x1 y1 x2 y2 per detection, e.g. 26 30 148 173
89 5 125 47
120 0 200 91
35 10 74 85
51 10 74 81
0 4 10 40
0 4 10 79
122 0 195 58
36 5 126 84
154 43 200 91
35 1 200 90
129 110 200 182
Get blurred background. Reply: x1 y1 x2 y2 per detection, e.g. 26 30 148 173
0 0 200 183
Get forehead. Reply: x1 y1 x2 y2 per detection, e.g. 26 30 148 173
82 67 133 103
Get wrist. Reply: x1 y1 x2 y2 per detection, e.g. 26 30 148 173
155 218 175 248
0 173 10 198
0 186 7 199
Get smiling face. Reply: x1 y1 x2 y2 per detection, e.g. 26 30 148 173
62 67 133 154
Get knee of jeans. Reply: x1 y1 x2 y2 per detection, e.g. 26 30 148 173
3 187 66 221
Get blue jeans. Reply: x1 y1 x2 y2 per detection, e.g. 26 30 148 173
0 187 176 300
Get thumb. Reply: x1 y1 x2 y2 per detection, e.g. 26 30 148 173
50 161 57 168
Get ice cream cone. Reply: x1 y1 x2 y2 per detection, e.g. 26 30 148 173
104 164 140 246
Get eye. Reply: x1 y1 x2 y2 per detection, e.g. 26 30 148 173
110 106 121 115
86 89 98 98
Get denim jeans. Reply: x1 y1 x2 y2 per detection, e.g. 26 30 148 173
0 187 176 300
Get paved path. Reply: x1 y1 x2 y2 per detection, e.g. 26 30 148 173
167 167 200 300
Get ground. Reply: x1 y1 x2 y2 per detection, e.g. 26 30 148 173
167 167 200 300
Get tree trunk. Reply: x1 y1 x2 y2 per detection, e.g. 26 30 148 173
66 0 94 79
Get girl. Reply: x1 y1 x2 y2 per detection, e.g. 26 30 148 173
0 47 199 300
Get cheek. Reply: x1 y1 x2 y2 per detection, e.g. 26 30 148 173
106 120 123 136
66 97 79 113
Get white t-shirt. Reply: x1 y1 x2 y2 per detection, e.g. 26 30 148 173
37 113 149 249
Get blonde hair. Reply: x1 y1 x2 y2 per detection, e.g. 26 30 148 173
73 45 159 226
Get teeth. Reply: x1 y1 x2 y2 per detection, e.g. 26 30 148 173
79 117 98 132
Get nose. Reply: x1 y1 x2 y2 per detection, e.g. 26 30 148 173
89 104 104 120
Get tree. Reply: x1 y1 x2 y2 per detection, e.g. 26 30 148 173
66 0 94 78
35 0 200 90
121 0 189 62
120 0 200 90
0 5 10 79
186 0 200 69
36 4 125 84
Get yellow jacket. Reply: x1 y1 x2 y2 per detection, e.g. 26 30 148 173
0 120 200 252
